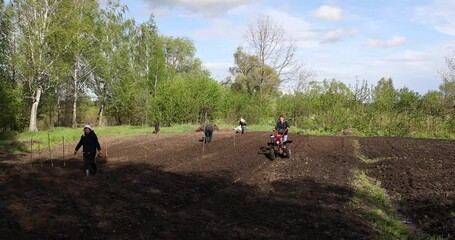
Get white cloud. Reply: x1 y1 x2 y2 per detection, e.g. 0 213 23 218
314 5 343 21
314 41 455 93
261 10 356 46
414 0 455 36
141 0 260 17
203 62 232 80
321 29 358 43
367 36 406 48
378 50 428 65
191 19 245 40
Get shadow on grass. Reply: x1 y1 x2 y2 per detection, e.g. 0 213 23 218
0 131 28 160
0 160 378 240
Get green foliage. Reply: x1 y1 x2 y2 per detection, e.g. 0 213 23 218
155 76 222 125
220 88 276 124
274 77 455 137
373 78 397 112
2 0 455 139
0 2 26 130
229 47 280 96
0 82 27 130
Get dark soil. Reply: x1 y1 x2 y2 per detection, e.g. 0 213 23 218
0 131 454 239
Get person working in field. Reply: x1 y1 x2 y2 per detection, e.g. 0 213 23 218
204 122 214 143
274 115 290 142
74 125 102 176
239 118 247 134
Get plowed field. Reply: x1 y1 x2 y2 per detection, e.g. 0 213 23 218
1 131 454 239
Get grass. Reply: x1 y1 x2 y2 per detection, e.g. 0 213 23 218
351 170 412 239
352 139 381 164
0 125 193 153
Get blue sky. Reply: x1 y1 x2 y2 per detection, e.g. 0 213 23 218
118 0 455 93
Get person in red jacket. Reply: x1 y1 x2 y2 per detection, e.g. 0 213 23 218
74 125 102 175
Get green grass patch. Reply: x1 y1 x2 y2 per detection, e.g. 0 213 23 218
352 170 392 208
4 125 197 153
0 131 27 153
351 170 412 239
352 139 380 164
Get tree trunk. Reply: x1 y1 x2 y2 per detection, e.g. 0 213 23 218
154 72 158 97
72 60 79 128
29 87 42 132
97 98 105 126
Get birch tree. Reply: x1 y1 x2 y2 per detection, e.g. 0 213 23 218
55 0 99 128
10 0 63 131
92 0 127 126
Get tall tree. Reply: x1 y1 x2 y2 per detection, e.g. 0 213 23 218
53 0 99 128
163 36 205 78
10 0 64 131
137 19 165 98
92 0 127 126
0 0 25 130
229 47 280 95
439 51 455 117
244 16 301 96
373 78 397 112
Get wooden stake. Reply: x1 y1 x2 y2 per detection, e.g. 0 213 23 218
202 137 205 159
48 132 53 167
30 138 33 164
39 142 42 167
63 136 65 167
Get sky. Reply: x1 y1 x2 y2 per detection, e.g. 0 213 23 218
118 0 455 94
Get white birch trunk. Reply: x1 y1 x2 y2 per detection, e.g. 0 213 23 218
29 87 42 132
72 61 78 128
97 99 105 126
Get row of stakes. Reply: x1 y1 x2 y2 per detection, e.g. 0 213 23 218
30 131 236 167
28 132 107 168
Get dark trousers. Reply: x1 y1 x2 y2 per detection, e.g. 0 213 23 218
241 126 246 134
204 128 213 143
83 152 97 174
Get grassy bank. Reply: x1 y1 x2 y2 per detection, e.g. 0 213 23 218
351 170 413 239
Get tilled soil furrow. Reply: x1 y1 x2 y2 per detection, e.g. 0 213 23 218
2 132 454 239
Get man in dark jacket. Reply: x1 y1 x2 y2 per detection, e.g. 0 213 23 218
274 115 290 142
204 122 214 143
74 125 102 175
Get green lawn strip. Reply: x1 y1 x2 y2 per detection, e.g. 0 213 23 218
352 139 403 164
1 125 178 153
351 170 413 239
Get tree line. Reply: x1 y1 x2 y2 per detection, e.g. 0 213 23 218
1 0 454 137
